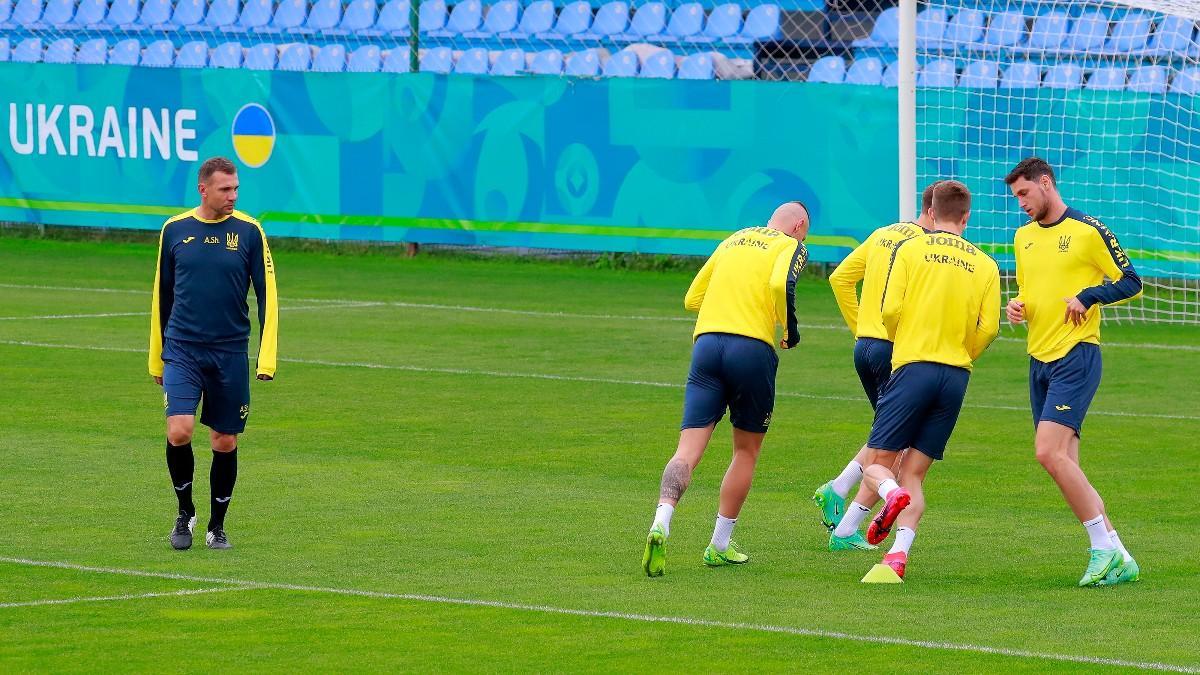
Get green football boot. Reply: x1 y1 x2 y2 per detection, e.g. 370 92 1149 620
1079 548 1123 587
812 481 846 531
1097 558 1141 586
703 540 749 567
642 525 667 577
828 531 878 551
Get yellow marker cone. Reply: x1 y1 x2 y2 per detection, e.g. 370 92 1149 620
861 563 903 584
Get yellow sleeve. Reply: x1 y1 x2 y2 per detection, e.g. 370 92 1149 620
1078 225 1143 308
252 223 279 377
148 225 168 377
828 238 870 335
1012 230 1026 306
684 248 719 312
770 239 806 347
969 264 1002 361
880 245 909 340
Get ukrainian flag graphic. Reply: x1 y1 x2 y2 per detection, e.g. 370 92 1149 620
231 104 275 168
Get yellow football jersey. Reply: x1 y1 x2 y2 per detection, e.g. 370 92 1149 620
829 221 927 340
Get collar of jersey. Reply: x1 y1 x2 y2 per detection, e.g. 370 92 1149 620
191 208 232 224
1037 206 1076 228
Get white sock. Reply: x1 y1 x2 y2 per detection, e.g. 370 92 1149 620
889 527 916 555
1082 515 1114 550
830 461 863 499
1108 530 1133 563
877 478 900 502
710 513 736 552
652 503 675 538
833 503 872 538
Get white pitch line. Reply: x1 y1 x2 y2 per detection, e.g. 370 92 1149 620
0 586 252 609
0 302 383 322
1 338 1197 422
0 557 1193 673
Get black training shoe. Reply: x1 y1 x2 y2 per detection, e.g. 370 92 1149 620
205 529 232 550
170 511 196 550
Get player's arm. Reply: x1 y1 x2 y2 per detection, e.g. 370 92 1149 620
1007 230 1027 324
683 248 719 312
828 238 869 335
969 264 1002 361
148 224 174 379
771 240 808 349
250 224 279 380
879 242 910 340
1076 224 1143 309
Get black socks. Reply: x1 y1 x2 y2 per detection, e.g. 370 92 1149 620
207 448 238 533
166 442 195 517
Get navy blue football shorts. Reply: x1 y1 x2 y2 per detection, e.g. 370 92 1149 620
681 332 779 434
1029 342 1102 436
162 338 251 435
867 361 970 461
853 337 894 411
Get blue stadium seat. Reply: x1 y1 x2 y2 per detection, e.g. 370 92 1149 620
418 0 447 33
312 43 345 71
1025 10 1067 51
677 52 714 80
381 47 410 72
39 0 75 28
1042 62 1082 89
844 56 882 85
918 58 955 87
917 7 948 45
234 0 273 32
1065 10 1110 52
75 37 107 64
807 55 845 83
13 37 42 62
1104 11 1150 53
564 49 600 76
527 48 562 75
453 46 489 74
176 40 208 67
940 8 984 47
580 1 626 40
881 60 900 87
348 44 383 72
420 46 452 73
109 38 140 65
727 3 779 43
203 0 238 30
12 0 43 27
369 0 408 34
0 37 9 61
0 1 11 28
303 0 341 32
244 43 277 70
502 0 552 38
211 42 243 68
1086 66 1125 91
981 10 1025 49
490 47 523 75
639 49 675 78
44 38 74 64
136 0 173 29
336 0 377 34
1144 15 1194 57
602 48 638 77
103 0 138 28
538 0 591 41
1000 60 1041 88
1128 65 1166 93
269 0 309 33
958 59 997 88
278 43 312 71
616 2 665 40
66 0 105 28
142 39 174 66
430 0 481 37
697 4 741 42
660 2 704 43
855 6 896 47
169 0 205 30
1170 66 1200 94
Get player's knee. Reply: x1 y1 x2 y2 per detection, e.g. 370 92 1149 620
1035 443 1067 472
211 433 238 453
166 421 193 446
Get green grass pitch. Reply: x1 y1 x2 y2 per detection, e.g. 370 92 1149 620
0 234 1197 672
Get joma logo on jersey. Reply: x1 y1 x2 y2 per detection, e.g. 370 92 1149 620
203 235 220 244
226 233 239 251
1058 235 1071 253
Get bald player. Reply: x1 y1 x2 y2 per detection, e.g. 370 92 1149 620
642 202 810 577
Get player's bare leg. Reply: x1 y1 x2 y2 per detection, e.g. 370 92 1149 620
206 429 239 550
644 424 715 576
829 449 904 550
861 450 912 546
881 451 934 578
166 414 198 550
703 428 764 566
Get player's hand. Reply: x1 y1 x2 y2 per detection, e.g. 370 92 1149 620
153 376 163 385
257 374 273 381
1005 299 1025 324
1063 296 1088 326
779 339 791 350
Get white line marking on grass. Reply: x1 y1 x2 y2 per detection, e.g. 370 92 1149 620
2 339 1196 422
0 586 252 609
0 312 148 321
0 557 1193 673
3 282 1195 351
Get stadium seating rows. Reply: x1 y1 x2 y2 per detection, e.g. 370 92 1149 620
806 53 1200 93
0 34 724 77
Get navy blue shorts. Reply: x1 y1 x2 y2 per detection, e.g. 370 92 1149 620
681 333 779 434
853 337 893 411
1029 342 1102 436
162 338 251 435
867 362 970 461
